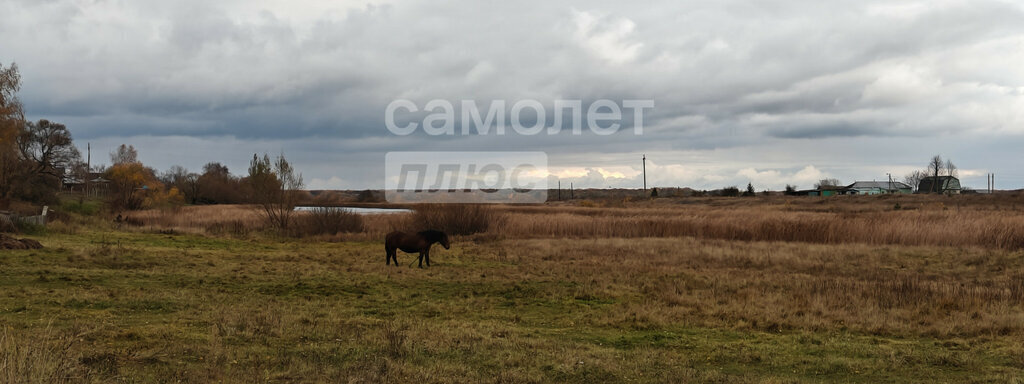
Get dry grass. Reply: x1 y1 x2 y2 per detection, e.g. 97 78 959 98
117 195 1024 251
123 205 265 235
496 195 1024 249
5 205 1024 381
0 325 92 383
503 237 1024 337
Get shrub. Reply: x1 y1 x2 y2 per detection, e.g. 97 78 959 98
356 190 382 203
412 204 502 235
60 201 99 217
290 207 364 237
14 220 45 235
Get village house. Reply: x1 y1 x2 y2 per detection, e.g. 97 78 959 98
847 181 913 195
917 176 961 194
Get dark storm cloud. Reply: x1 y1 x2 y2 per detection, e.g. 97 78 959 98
3 0 1024 188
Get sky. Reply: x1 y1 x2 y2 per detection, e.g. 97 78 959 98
3 0 1024 190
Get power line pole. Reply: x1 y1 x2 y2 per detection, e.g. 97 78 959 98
642 154 647 192
85 143 90 198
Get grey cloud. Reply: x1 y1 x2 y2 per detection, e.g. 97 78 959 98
3 0 1024 188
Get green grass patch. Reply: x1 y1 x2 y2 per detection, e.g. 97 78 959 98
1 230 1021 382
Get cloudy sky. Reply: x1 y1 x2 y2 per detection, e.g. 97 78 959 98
3 0 1024 190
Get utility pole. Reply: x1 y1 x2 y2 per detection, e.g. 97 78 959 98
557 180 561 201
887 173 892 193
570 182 574 200
85 143 91 198
642 154 647 193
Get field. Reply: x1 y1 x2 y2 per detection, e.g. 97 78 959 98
3 194 1024 382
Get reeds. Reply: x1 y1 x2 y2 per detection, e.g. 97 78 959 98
116 195 1024 249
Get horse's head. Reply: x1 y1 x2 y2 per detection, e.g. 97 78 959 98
419 229 451 249
439 232 451 249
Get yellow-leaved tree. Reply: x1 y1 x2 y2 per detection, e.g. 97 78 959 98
105 145 183 210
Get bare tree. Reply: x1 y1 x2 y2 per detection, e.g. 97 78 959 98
815 178 841 189
110 144 138 165
918 155 961 193
203 162 229 176
904 170 926 192
927 155 944 178
248 153 304 230
162 165 200 204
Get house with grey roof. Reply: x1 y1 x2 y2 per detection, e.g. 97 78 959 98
847 181 912 195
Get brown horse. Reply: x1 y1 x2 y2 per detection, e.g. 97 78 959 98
385 230 450 267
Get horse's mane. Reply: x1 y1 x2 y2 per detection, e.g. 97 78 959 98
417 229 446 242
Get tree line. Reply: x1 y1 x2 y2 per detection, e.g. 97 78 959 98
2 62 304 229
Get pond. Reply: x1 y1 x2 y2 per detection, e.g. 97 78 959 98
294 206 413 215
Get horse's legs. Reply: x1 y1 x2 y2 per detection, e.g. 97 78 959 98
385 246 395 265
425 249 430 267
418 251 425 268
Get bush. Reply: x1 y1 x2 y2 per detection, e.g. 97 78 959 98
720 187 740 197
14 220 45 235
61 200 100 216
290 207 364 237
412 204 502 235
356 190 382 203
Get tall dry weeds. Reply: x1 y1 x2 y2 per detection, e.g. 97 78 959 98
411 204 503 235
0 326 90 383
289 207 365 237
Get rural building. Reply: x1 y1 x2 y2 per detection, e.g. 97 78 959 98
796 186 854 196
916 176 961 194
847 181 912 195
61 172 110 197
